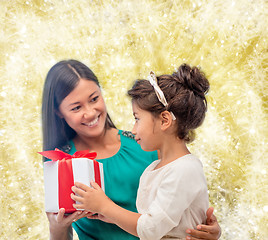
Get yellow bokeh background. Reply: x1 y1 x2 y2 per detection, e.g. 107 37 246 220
0 0 267 239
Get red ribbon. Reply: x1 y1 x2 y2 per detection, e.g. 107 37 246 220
39 149 100 213
39 148 97 161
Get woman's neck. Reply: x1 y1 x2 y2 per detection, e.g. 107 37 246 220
73 128 121 159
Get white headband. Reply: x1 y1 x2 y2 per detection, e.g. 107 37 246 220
147 71 176 120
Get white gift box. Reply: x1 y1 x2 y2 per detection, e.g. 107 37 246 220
43 157 105 213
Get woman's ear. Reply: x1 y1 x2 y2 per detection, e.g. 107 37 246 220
55 110 64 119
159 111 173 130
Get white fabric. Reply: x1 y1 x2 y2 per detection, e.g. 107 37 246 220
136 154 209 240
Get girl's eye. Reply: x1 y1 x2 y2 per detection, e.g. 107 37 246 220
134 117 139 122
71 106 80 111
91 96 99 102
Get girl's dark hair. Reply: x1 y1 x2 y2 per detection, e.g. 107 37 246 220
128 63 209 143
42 59 116 153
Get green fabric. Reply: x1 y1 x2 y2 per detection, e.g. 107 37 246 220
71 130 158 240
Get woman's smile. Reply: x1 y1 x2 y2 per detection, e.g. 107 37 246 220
82 115 100 127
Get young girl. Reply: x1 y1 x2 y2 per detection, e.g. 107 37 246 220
71 63 211 240
42 59 221 240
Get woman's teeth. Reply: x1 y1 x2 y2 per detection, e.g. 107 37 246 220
86 117 98 126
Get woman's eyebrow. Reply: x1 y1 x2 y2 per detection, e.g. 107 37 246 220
68 91 98 107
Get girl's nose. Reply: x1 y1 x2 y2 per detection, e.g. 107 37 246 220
131 124 137 135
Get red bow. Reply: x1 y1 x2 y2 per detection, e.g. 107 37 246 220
38 148 97 161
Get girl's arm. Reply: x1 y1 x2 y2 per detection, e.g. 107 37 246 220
71 181 141 237
186 207 221 240
46 208 91 240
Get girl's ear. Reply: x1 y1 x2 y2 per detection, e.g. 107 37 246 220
159 111 173 130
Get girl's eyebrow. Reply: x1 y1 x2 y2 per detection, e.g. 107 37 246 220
68 91 98 107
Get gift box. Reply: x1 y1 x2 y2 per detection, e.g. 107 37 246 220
39 149 105 213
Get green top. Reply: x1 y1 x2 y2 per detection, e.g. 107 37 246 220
69 130 158 240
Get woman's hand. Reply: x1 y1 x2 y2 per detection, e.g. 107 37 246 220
186 207 221 240
46 208 92 240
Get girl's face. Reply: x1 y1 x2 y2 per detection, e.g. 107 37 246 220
131 101 161 151
59 78 108 139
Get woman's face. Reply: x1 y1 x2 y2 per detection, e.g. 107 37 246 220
59 78 108 139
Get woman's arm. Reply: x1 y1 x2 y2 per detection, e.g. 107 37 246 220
47 208 91 240
186 207 221 240
71 181 141 237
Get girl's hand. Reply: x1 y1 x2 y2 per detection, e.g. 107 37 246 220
185 207 221 240
71 181 111 213
87 213 115 224
46 208 92 240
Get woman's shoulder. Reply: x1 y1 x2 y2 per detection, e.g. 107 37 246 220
57 140 75 154
118 129 139 150
58 144 72 153
119 130 135 140
118 129 158 159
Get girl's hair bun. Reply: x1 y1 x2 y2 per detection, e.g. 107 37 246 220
128 63 210 143
172 63 209 99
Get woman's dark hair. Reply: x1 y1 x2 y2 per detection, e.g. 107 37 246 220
42 59 116 153
128 63 209 143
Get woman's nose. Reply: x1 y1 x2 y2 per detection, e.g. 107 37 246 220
83 106 96 119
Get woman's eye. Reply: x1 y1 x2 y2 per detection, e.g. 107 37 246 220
91 96 99 102
71 106 80 111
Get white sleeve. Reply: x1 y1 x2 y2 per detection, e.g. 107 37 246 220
136 159 206 240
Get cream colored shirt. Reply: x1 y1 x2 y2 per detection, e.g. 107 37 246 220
136 154 209 240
